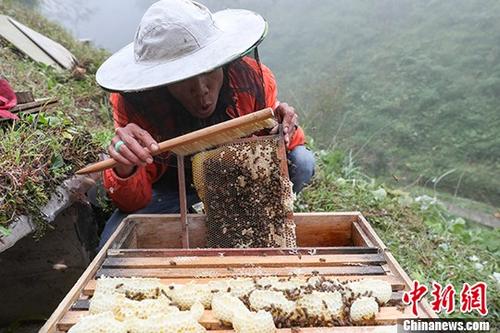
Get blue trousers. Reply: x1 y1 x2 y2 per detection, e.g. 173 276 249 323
98 145 315 249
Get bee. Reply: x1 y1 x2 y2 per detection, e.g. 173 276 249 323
169 260 177 266
115 283 124 289
319 258 326 263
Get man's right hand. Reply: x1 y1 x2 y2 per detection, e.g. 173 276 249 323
108 123 159 178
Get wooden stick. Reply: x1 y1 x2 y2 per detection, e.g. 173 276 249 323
76 108 274 175
177 154 189 249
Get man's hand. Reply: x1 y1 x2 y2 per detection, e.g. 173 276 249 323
271 102 299 145
108 123 159 178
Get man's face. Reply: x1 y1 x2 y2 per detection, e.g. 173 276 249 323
167 68 223 119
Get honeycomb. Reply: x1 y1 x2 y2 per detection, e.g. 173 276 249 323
90 292 176 321
163 282 212 309
232 310 276 333
248 289 296 315
67 312 126 333
71 276 397 331
349 296 379 322
296 291 343 320
94 276 163 300
211 293 250 324
126 310 206 333
256 276 303 292
227 278 256 298
116 296 178 321
192 135 296 248
206 280 230 294
348 279 392 305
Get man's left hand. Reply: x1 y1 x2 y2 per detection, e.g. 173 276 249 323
271 102 299 146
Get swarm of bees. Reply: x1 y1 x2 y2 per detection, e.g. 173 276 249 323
69 275 398 333
193 138 296 249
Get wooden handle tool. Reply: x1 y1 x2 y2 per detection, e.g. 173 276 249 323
76 107 276 175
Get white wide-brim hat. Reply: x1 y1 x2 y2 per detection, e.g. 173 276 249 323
96 0 267 92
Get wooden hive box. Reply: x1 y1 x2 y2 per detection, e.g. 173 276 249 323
40 212 436 332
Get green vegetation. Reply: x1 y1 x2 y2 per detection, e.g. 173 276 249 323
296 148 499 321
0 0 113 234
204 0 500 208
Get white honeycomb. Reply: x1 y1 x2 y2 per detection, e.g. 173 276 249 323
211 293 250 324
115 296 178 321
207 280 230 294
67 312 126 333
348 279 392 305
89 293 125 315
227 278 256 297
163 282 212 309
305 276 322 287
350 296 379 322
126 310 206 333
90 291 177 321
248 290 295 314
296 291 343 319
257 276 303 291
95 276 163 299
232 310 276 333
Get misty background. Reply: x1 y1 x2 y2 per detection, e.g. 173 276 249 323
27 0 500 209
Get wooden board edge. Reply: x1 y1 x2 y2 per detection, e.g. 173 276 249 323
382 251 438 319
39 218 133 333
356 214 388 250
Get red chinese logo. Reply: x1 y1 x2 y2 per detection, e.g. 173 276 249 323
460 282 488 316
403 280 488 316
430 282 455 314
403 280 429 316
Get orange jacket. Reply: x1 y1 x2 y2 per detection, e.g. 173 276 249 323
103 57 305 212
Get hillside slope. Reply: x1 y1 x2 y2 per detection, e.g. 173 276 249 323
204 0 500 207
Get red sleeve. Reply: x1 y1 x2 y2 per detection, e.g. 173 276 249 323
103 93 166 212
258 61 306 151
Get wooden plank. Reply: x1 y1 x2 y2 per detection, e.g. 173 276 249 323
70 299 89 311
107 247 380 257
177 154 190 248
351 221 375 247
83 274 406 296
133 215 183 248
102 253 386 269
357 215 437 319
97 265 386 279
109 220 137 250
382 251 437 319
58 307 413 331
291 212 357 247
356 215 387 251
128 212 361 249
39 219 135 333
10 97 58 113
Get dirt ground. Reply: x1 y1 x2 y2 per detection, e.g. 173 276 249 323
0 203 100 331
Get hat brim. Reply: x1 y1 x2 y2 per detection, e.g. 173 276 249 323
96 9 267 92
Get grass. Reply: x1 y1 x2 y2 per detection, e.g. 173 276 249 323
0 0 113 235
296 148 499 322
